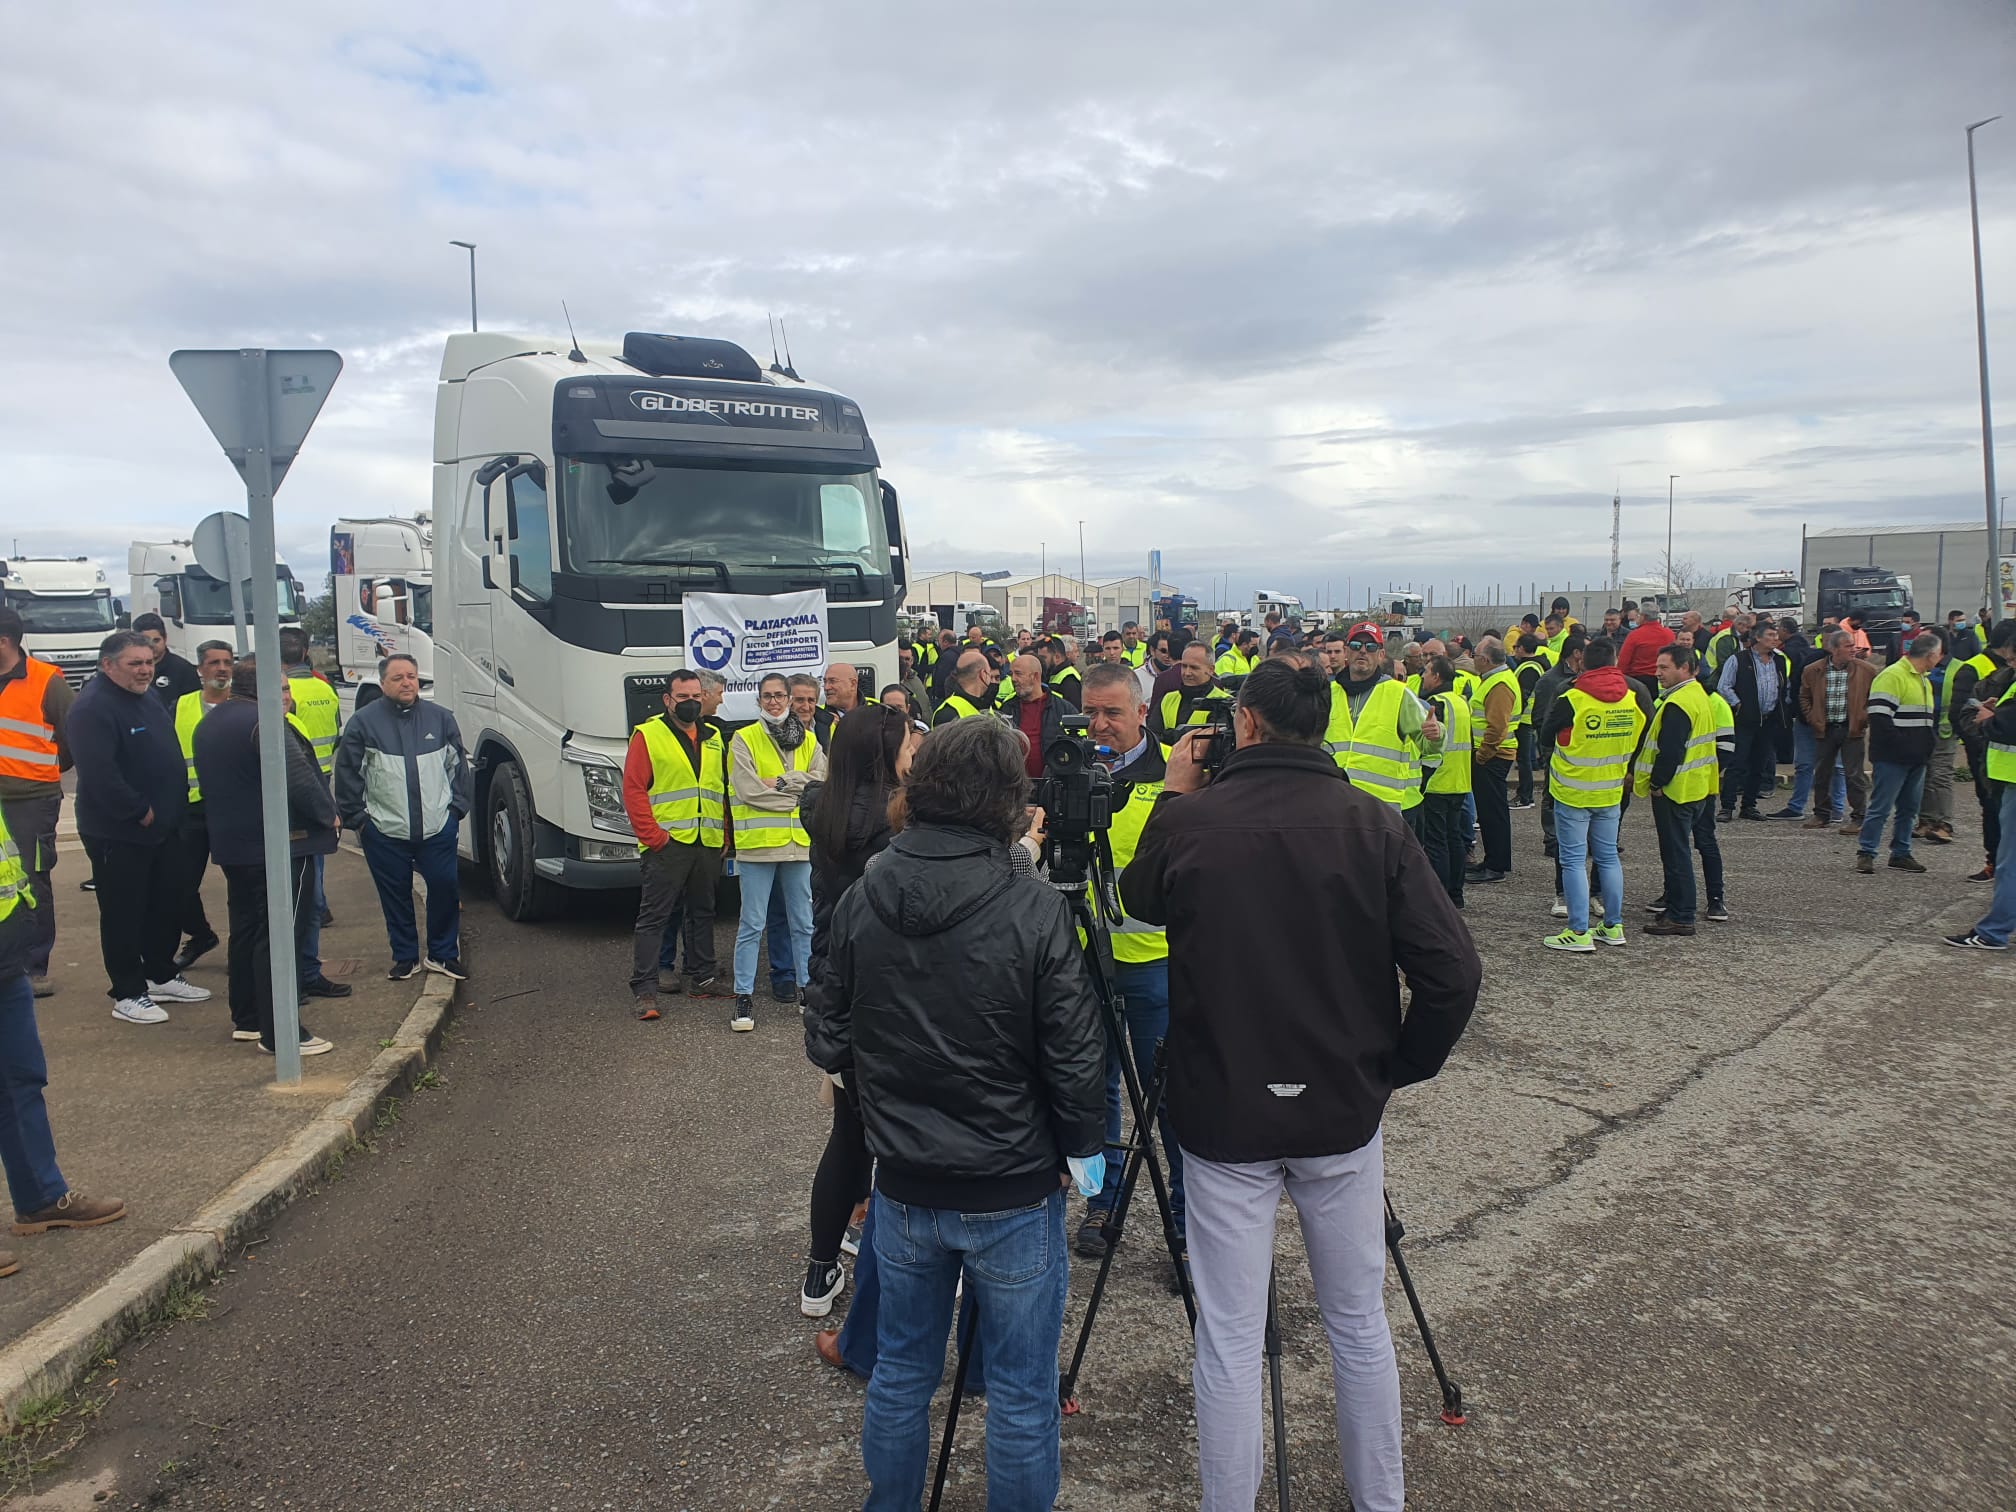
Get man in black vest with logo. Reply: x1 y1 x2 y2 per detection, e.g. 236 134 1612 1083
1715 621 1792 821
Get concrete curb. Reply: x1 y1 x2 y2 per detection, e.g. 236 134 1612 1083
0 972 460 1427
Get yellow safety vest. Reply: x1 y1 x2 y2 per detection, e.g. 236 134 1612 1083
1107 776 1168 963
0 805 33 924
1047 666 1083 704
174 691 228 803
729 724 814 851
1324 679 1420 808
1469 668 1520 742
1632 679 1718 804
1157 686 1230 732
937 692 997 722
1215 648 1259 678
286 675 342 775
635 717 726 852
1549 688 1644 808
1121 644 1146 668
1423 690 1472 796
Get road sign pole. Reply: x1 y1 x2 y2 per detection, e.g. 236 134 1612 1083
238 349 304 1083
225 532 250 656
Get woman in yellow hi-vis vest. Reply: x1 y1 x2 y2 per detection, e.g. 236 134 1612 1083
727 674 828 1032
1534 642 1644 952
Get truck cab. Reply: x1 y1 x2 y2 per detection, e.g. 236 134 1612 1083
0 557 116 686
433 329 908 920
127 540 305 662
331 516 434 704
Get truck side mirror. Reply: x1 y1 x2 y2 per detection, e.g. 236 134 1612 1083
879 480 906 593
481 558 498 591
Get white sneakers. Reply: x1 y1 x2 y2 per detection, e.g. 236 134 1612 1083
259 1036 335 1058
113 996 169 1025
146 975 212 1003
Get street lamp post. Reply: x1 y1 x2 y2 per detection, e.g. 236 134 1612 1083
1666 474 1679 605
1077 520 1088 628
449 240 478 332
1967 117 2002 622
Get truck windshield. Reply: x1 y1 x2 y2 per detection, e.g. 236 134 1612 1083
179 572 304 623
1845 588 1907 611
3 591 114 634
1751 585 1802 610
559 458 889 583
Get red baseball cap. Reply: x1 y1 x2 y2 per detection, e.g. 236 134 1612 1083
1346 621 1386 644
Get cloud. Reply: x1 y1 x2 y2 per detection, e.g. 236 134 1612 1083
1 0 2013 614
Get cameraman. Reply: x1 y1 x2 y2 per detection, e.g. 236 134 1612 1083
1071 663 1186 1268
804 716 1106 1509
1121 658 1480 1512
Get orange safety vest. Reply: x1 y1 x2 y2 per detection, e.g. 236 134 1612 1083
0 656 61 784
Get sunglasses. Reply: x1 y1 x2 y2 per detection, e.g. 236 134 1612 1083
1346 639 1382 651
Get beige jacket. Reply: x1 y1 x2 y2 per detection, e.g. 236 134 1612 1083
729 724 828 863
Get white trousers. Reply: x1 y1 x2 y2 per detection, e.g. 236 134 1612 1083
1183 1130 1403 1512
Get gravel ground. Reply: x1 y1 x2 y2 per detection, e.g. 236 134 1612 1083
11 795 2014 1511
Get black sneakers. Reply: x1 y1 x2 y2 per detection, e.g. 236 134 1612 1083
1943 931 2007 951
388 959 422 980
731 996 756 1032
801 1259 846 1318
301 976 352 998
173 934 220 973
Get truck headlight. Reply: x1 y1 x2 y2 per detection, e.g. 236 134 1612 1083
563 747 635 837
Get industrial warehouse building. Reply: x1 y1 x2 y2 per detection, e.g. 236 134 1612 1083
904 572 1165 633
1801 520 2016 623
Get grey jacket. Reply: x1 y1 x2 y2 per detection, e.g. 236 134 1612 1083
333 695 470 842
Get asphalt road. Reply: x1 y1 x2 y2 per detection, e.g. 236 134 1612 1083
15 796 2016 1511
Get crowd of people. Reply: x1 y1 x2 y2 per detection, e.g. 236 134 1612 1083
624 595 2011 1506
0 617 471 1284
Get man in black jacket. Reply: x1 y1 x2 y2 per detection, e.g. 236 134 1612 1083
804 715 1104 1511
69 631 209 1024
1716 621 1793 821
131 613 201 705
1121 657 1480 1512
193 660 340 1057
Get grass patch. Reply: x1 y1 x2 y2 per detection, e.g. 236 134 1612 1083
374 1095 401 1132
414 1067 444 1092
1 1357 117 1491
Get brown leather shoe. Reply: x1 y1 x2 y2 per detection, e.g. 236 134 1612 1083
1800 815 1830 830
12 1191 127 1236
0 1249 17 1277
814 1329 846 1371
1838 821 1862 837
1887 854 1927 873
1644 920 1696 937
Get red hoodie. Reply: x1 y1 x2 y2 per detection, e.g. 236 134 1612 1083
1555 666 1632 747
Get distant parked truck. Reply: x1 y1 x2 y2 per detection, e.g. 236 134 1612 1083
1816 565 1914 657
331 515 433 706
1724 569 1804 621
128 539 305 664
0 556 116 686
1039 596 1093 638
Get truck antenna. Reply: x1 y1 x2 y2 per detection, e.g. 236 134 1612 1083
767 313 785 374
780 318 800 381
562 302 587 363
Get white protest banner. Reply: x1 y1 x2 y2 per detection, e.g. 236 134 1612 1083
684 589 831 721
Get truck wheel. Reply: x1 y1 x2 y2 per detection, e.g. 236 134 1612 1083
485 761 560 922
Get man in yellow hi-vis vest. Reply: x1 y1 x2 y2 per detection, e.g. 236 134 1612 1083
1535 639 1644 951
1636 644 1721 936
0 803 129 1263
622 669 729 1019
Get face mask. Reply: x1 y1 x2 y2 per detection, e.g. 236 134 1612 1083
672 698 702 724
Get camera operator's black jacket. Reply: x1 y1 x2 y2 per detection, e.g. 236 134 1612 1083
1120 742 1481 1164
804 821 1106 1213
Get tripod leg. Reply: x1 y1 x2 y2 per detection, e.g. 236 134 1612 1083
1265 1267 1292 1511
1383 1192 1465 1426
928 1293 980 1512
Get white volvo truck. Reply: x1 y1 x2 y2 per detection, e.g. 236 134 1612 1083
0 557 117 685
331 515 434 705
128 540 306 661
433 329 910 920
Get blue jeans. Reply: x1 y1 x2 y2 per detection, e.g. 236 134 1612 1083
1785 723 1847 818
1555 802 1621 933
360 819 461 963
1858 762 1925 859
864 1190 1067 1511
1971 784 2016 946
299 853 326 983
836 1200 989 1392
1088 959 1184 1236
732 860 810 995
0 972 66 1216
659 878 790 986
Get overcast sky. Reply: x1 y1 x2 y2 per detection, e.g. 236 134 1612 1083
5 0 2014 613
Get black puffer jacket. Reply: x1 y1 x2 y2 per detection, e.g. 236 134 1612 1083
804 822 1105 1214
800 777 893 967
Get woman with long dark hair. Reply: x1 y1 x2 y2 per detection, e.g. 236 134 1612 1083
796 704 918 1317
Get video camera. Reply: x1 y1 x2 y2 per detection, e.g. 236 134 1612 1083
1034 712 1113 886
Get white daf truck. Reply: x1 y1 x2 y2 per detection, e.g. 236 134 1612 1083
433 328 910 920
0 557 117 685
330 515 433 705
128 539 306 660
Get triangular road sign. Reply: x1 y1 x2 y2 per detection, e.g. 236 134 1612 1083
170 349 343 493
